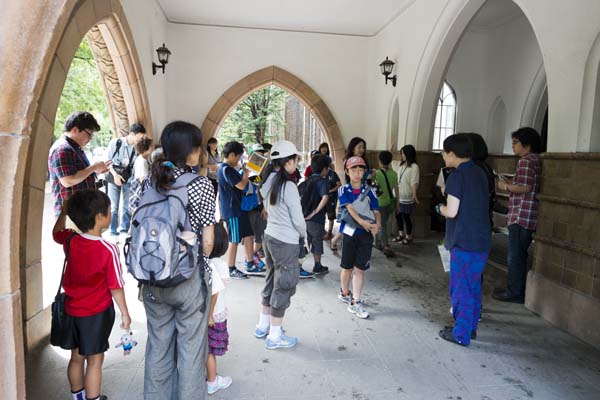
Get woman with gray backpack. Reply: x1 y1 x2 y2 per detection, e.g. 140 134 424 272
127 121 216 399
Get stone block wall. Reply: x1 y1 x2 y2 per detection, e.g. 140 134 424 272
526 153 600 349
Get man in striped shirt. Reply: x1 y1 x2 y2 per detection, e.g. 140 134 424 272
494 127 542 303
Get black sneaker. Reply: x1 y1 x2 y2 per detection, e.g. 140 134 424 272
229 268 249 279
312 265 329 275
438 327 467 346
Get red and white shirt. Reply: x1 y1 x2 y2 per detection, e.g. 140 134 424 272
54 229 124 317
507 153 541 230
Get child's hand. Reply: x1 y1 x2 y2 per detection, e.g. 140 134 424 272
208 315 215 328
120 314 132 330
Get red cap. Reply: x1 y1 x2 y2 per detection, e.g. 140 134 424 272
345 156 366 169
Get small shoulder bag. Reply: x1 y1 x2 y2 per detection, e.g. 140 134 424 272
50 233 76 347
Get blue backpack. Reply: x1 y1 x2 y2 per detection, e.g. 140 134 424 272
241 180 260 211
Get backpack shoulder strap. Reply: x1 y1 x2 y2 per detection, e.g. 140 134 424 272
381 168 394 199
175 172 200 188
111 139 122 160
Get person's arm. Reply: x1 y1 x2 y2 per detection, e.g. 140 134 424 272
202 224 215 259
305 195 329 220
53 206 68 233
346 204 377 232
411 166 420 204
286 182 307 238
440 194 460 218
208 293 218 327
498 179 531 193
59 161 111 187
110 288 131 330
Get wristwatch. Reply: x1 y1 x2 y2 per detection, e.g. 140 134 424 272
435 203 442 215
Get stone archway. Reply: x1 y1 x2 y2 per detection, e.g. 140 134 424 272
201 66 345 171
405 0 547 151
0 1 151 395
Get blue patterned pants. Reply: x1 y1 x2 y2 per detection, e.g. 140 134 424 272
450 248 488 345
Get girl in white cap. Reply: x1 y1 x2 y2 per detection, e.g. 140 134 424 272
254 140 307 349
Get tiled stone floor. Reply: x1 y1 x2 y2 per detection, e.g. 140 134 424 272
27 235 600 399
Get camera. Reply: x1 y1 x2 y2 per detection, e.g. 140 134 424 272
95 179 106 189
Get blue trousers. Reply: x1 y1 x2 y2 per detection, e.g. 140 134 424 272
450 248 488 345
107 181 132 234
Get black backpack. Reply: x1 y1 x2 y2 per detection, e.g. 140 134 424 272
298 175 322 217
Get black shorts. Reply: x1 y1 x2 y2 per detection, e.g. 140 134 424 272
60 304 115 356
326 201 337 220
340 232 374 271
225 212 254 244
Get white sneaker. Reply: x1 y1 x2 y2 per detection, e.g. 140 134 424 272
348 300 369 319
207 375 232 395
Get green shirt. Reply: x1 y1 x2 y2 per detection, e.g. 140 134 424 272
374 168 398 207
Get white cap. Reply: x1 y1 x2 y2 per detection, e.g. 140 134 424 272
270 140 298 160
251 143 266 153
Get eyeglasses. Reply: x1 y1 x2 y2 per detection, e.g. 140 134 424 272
82 129 94 138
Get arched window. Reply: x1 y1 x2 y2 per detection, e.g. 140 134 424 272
432 82 457 150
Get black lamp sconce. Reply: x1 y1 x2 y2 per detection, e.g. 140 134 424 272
152 43 172 75
379 56 397 87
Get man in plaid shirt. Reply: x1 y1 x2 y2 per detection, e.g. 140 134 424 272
493 127 542 303
48 111 112 217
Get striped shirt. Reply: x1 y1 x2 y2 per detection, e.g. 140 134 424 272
507 153 541 230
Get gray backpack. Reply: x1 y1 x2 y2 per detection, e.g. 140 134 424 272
124 173 199 287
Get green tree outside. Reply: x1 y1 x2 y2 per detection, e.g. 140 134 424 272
218 84 288 146
53 37 113 152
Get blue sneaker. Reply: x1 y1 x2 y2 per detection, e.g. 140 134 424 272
254 325 285 338
299 268 314 279
253 253 265 268
245 261 265 275
265 334 298 350
254 326 269 338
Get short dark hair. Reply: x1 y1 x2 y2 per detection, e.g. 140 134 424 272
512 127 541 154
261 143 272 151
310 154 331 175
400 144 417 166
222 141 244 157
467 133 488 162
443 133 473 158
129 123 146 134
378 150 393 165
135 137 153 154
64 111 100 133
66 189 110 233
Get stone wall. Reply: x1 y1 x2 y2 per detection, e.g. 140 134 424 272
526 153 600 349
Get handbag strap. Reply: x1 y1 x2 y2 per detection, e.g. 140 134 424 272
380 169 394 199
55 233 77 298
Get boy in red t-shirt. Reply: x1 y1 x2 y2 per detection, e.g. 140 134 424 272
53 189 131 400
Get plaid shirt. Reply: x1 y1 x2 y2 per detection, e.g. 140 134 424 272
48 136 96 216
507 153 541 230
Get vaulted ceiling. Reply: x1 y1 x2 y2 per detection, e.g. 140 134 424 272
156 0 416 36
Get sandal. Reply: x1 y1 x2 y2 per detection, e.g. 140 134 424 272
392 235 404 243
402 237 413 245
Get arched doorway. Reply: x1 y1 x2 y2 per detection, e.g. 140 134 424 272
201 66 345 172
1 1 152 395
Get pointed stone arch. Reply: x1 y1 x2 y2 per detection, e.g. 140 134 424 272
201 66 345 170
578 30 600 151
487 96 507 154
405 0 547 151
0 7 152 389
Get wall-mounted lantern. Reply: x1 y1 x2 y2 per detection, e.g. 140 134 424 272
152 43 171 75
379 56 397 87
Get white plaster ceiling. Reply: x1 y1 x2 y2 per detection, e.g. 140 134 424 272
156 0 416 36
469 0 524 30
